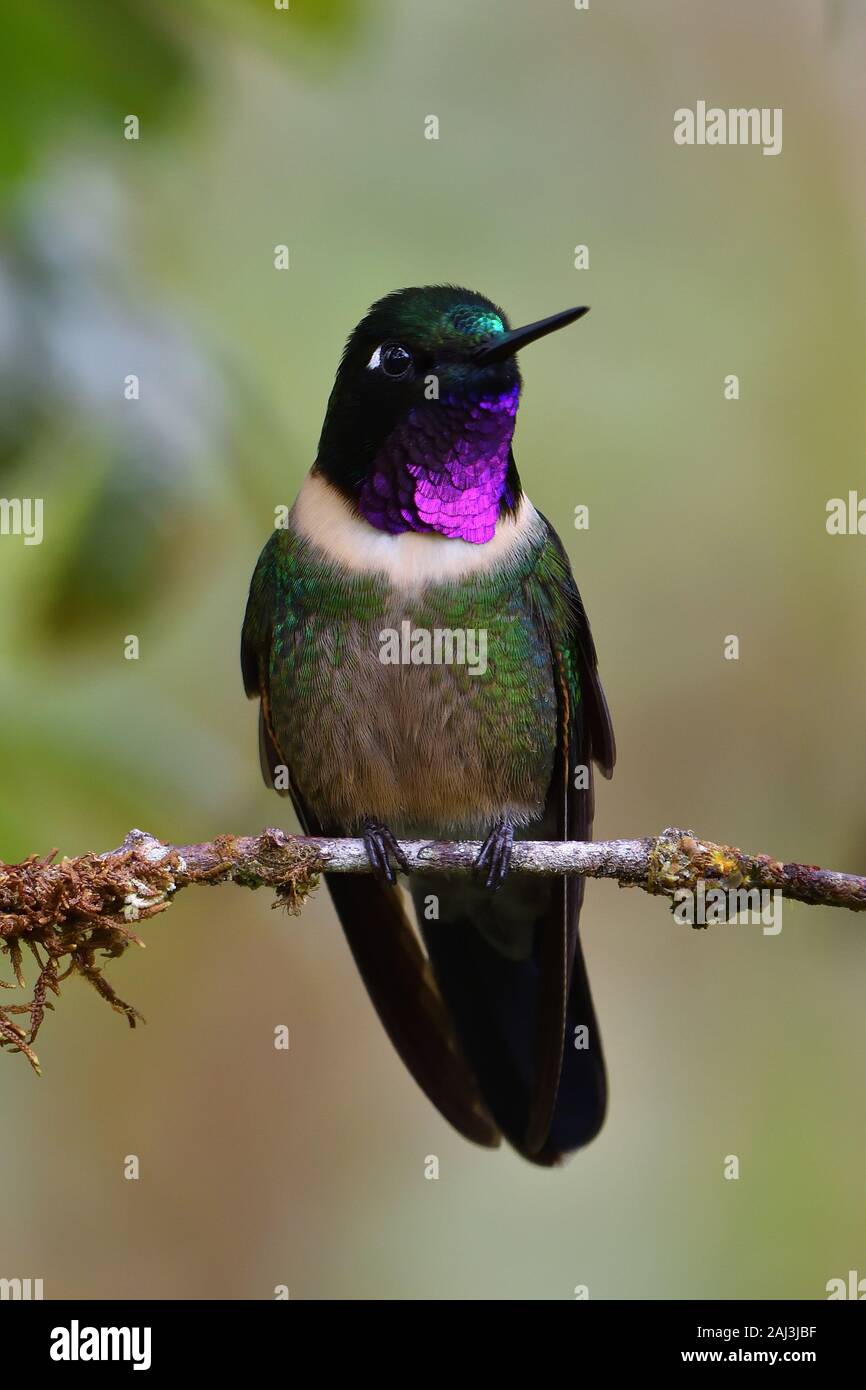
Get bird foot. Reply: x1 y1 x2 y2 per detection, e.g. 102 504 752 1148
362 818 409 885
475 817 514 891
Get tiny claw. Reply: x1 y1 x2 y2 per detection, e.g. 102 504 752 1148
362 819 409 885
475 818 514 891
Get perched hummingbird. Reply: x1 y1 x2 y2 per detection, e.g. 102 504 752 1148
241 286 615 1165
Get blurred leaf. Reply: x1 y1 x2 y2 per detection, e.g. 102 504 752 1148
0 162 236 643
197 0 361 46
0 1 194 186
0 676 248 858
36 445 198 639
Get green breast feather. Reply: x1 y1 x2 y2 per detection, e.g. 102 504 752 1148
241 521 591 829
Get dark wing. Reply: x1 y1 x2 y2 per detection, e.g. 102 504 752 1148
241 533 501 1150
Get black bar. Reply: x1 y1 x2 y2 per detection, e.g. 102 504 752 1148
2 1298 861 1374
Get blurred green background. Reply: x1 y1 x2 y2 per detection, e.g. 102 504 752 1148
0 0 863 1300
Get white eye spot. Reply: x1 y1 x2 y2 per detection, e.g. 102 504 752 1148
367 345 382 370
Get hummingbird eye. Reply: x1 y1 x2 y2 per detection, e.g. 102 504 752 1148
369 342 413 380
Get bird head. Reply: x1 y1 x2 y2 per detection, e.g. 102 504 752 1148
315 286 588 542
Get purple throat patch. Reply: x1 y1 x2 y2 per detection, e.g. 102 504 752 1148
358 387 519 545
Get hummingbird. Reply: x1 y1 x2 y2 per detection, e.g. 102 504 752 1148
241 286 615 1165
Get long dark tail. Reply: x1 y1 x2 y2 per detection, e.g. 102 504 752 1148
409 870 606 1165
320 871 502 1150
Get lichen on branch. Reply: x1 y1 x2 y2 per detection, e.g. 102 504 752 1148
1 825 863 1072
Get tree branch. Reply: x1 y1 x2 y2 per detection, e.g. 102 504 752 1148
1 826 863 1072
